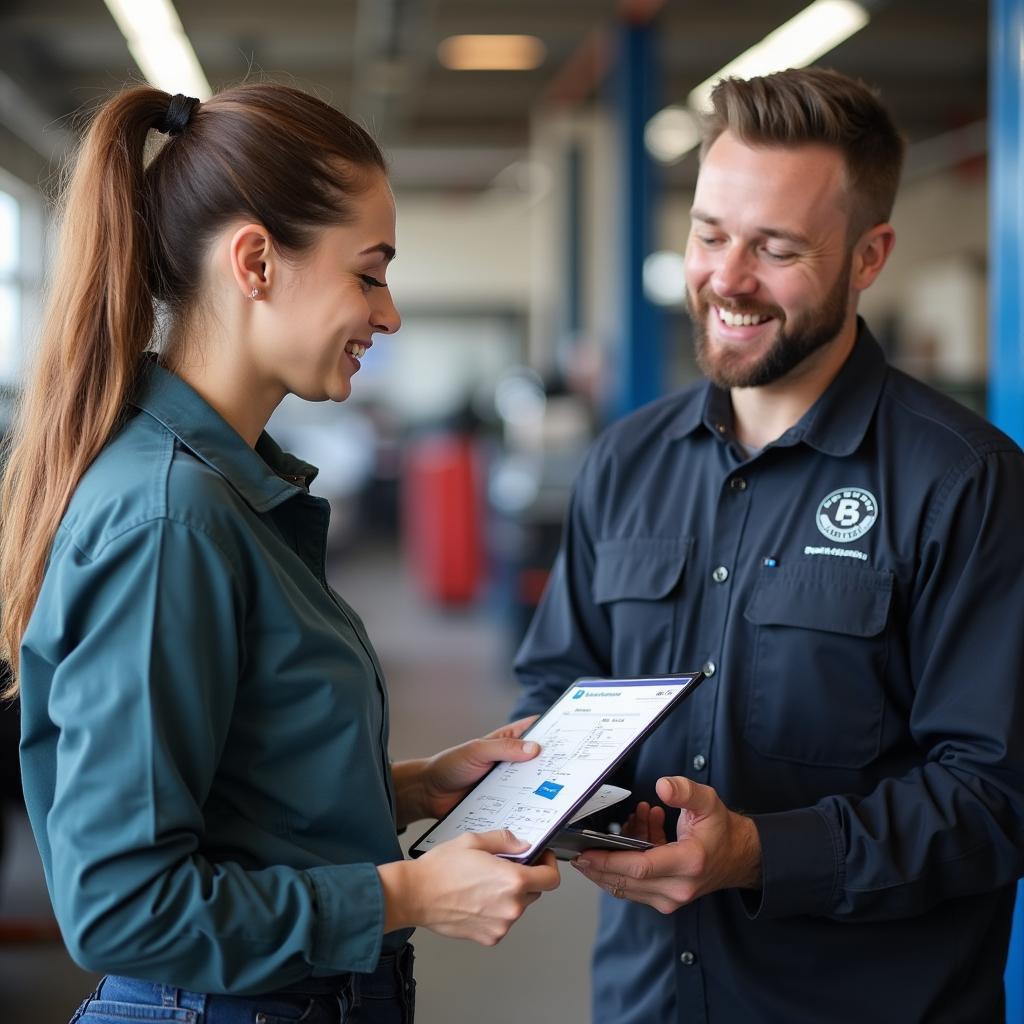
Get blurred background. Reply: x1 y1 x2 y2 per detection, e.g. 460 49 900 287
0 1 1019 1022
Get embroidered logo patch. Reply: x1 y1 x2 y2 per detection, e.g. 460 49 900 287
815 487 878 543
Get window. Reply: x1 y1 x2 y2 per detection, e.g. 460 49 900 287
0 169 44 387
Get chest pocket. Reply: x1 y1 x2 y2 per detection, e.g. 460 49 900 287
743 563 893 769
592 537 691 677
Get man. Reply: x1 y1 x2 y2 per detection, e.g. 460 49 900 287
513 67 1024 1023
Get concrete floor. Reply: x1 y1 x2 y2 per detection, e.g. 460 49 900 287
0 541 597 1023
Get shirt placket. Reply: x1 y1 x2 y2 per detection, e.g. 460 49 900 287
285 492 396 820
675 459 754 1021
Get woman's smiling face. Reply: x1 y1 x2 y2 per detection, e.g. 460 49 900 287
250 171 401 404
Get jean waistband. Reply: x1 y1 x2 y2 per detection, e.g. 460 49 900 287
100 943 415 1008
280 942 415 997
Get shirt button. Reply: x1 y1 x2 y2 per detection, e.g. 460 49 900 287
680 951 696 966
692 754 707 771
730 477 747 491
702 660 716 677
712 565 729 583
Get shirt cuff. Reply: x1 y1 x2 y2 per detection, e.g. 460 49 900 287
741 806 842 920
306 863 385 974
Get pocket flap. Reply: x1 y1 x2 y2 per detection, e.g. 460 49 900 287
744 563 893 637
592 537 691 603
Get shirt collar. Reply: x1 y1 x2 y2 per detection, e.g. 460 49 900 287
666 318 887 457
784 319 888 456
131 357 319 513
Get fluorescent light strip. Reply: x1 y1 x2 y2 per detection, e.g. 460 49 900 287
438 35 546 72
688 0 869 112
102 0 211 100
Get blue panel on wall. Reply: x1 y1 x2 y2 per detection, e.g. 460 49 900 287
612 20 663 418
991 2 1024 1019
990 0 1024 447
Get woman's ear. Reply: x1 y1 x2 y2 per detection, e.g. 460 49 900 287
228 223 274 300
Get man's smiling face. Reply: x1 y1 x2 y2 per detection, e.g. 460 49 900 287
684 131 857 390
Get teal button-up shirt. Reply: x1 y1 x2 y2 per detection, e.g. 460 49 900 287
19 359 409 994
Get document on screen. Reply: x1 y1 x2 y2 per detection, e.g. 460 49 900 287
410 673 705 863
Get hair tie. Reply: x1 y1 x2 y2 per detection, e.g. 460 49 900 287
157 94 200 137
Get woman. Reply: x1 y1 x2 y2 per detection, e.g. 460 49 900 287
0 85 560 1023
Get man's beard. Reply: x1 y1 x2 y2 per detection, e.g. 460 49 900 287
688 257 852 389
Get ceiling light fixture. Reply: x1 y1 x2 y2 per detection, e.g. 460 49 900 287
689 0 869 112
645 0 869 164
102 0 211 100
643 251 687 306
438 35 547 72
644 106 702 166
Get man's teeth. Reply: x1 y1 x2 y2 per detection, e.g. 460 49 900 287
345 342 367 359
717 307 771 327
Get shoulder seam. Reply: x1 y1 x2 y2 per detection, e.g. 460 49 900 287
923 446 1023 538
61 512 238 570
883 382 1020 460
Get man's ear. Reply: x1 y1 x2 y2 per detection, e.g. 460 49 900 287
851 223 896 293
228 223 274 299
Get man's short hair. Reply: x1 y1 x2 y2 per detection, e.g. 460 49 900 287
700 67 905 239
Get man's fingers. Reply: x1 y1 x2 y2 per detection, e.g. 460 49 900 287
656 775 716 816
572 849 651 882
573 842 697 886
648 804 668 845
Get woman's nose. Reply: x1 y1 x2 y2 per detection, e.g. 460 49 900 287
372 292 401 335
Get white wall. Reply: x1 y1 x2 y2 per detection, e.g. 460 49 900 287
389 191 532 310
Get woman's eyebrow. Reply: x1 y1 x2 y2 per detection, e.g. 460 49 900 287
359 243 396 261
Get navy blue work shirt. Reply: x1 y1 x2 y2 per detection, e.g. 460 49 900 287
513 323 1024 1023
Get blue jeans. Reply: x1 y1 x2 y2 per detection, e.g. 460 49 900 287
69 944 416 1024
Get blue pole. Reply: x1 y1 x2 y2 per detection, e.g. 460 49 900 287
1011 888 1024 1024
990 0 1024 445
561 141 583 364
990 1 1024 1018
612 19 663 418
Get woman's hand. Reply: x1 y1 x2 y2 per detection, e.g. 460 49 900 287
378 830 561 946
392 717 541 826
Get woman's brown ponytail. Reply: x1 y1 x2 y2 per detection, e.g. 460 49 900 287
0 82 385 693
0 89 168 690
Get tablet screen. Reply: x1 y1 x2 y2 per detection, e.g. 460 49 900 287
410 673 703 862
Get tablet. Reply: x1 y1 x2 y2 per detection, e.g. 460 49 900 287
409 672 705 864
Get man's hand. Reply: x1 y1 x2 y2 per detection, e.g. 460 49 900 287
572 776 762 914
392 717 540 825
621 800 668 845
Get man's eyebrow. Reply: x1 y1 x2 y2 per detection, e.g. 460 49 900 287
759 227 810 246
690 209 718 226
360 243 396 261
689 210 809 247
